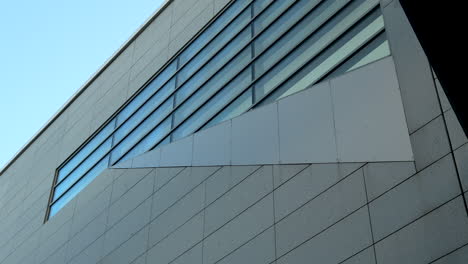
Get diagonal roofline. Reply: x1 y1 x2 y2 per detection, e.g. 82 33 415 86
0 0 173 176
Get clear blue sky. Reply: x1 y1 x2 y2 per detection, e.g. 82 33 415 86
0 0 165 169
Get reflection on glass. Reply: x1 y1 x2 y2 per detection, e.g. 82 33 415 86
262 11 385 104
175 28 252 105
50 155 109 217
119 119 172 163
174 48 251 126
178 0 250 66
178 8 251 85
116 61 177 126
110 99 173 164
254 0 376 100
52 0 389 220
113 79 175 144
253 0 292 34
204 87 253 129
57 120 115 182
53 138 112 201
172 68 252 140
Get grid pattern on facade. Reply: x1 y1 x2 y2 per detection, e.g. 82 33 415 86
48 0 390 218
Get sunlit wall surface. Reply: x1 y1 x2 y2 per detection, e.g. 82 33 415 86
48 0 390 218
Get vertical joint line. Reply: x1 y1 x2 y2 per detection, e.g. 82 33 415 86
430 70 468 217
361 166 379 264
271 166 278 261
202 172 208 263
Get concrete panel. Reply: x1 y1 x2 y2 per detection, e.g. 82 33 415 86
160 135 193 167
2 228 40 264
332 57 413 162
41 194 75 242
435 78 451 112
410 116 450 171
204 165 273 235
274 163 363 221
278 82 337 163
103 198 151 257
168 3 214 58
433 244 468 264
71 185 112 237
205 165 261 205
171 0 212 26
129 254 146 264
68 236 104 264
276 207 372 264
383 1 441 133
149 184 205 247
275 170 367 256
37 220 72 264
75 168 116 209
203 194 274 264
107 172 154 227
369 154 459 241
43 242 67 264
363 161 416 201
110 168 153 204
341 247 376 264
217 227 276 264
193 120 231 166
152 166 219 218
171 243 203 264
128 48 169 97
375 197 468 264
132 148 161 168
100 226 148 264
214 0 231 14
112 159 133 169
146 212 204 264
67 211 107 260
380 0 393 8
154 167 185 191
273 164 309 189
454 143 468 191
133 7 172 64
231 103 280 165
445 109 468 150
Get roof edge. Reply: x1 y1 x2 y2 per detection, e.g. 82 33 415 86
0 0 174 176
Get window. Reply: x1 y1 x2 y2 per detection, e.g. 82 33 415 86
48 0 390 219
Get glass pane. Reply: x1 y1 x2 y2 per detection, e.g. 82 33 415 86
116 60 176 125
253 0 330 55
262 11 386 105
50 155 109 217
153 137 170 150
253 0 292 34
178 0 250 66
254 0 355 77
343 34 390 72
54 138 112 201
178 8 251 85
173 47 251 126
204 87 253 129
113 78 175 144
175 27 252 105
172 68 252 140
110 98 173 164
254 0 377 100
253 0 271 15
120 118 172 162
57 119 115 181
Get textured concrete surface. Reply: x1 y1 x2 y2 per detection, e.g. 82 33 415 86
1 0 468 263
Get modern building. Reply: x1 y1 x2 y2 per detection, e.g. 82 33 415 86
1 0 467 263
